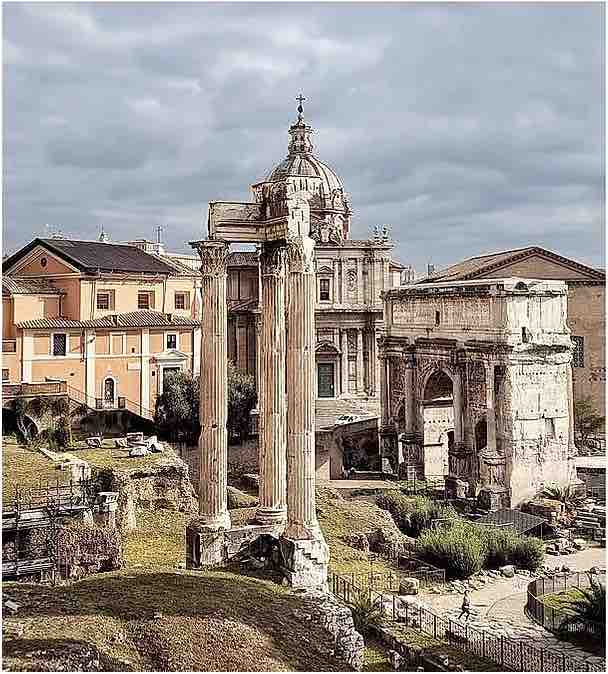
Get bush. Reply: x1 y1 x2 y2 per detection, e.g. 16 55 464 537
417 521 545 578
418 522 486 579
483 527 520 568
512 536 545 571
350 590 384 636
376 493 458 537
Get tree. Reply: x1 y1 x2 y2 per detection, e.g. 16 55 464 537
154 365 257 445
574 398 604 446
227 362 257 443
154 370 200 444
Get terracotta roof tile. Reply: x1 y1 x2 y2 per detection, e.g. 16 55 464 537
2 277 66 296
17 311 199 330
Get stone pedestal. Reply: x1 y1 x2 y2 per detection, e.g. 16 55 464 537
189 240 231 562
256 243 288 525
477 485 511 511
281 235 329 587
93 491 118 528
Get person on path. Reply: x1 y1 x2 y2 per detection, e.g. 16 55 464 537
459 589 472 621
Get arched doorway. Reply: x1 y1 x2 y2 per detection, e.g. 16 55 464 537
422 370 454 478
103 377 116 407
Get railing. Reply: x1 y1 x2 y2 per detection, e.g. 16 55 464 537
2 339 17 353
329 570 604 672
66 384 155 421
2 381 67 398
526 571 606 639
4 478 93 513
346 565 445 592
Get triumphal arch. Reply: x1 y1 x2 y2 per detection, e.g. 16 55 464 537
378 278 577 508
185 102 329 587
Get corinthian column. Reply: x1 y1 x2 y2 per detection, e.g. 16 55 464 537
284 235 322 540
192 240 231 531
256 243 287 524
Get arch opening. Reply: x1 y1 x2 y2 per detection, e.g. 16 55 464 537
421 369 454 478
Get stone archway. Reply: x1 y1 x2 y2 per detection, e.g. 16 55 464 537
421 369 454 479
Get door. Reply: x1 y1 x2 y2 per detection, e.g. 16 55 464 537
104 378 115 406
317 362 335 398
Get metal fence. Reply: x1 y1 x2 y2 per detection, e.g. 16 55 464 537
346 565 444 593
329 570 604 672
526 571 605 639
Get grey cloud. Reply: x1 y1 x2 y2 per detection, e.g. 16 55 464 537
2 2 604 273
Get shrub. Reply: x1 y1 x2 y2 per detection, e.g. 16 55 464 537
512 536 545 571
483 527 520 568
350 590 384 636
417 522 486 579
559 578 606 636
376 492 457 537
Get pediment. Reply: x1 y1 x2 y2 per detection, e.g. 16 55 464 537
8 245 79 276
317 265 333 275
155 349 189 362
479 250 604 282
315 340 340 355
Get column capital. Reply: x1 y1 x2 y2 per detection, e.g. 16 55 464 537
260 243 287 277
286 235 315 274
190 239 229 277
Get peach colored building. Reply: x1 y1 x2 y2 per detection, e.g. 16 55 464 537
2 237 201 419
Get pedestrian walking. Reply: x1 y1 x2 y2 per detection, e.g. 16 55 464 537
459 589 472 621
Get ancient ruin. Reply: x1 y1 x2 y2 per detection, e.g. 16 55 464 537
186 101 329 587
379 277 577 507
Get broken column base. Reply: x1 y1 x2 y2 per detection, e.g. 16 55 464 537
477 485 511 511
185 518 283 569
279 532 329 590
444 475 470 500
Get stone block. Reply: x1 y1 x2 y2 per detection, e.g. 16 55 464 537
279 535 329 589
398 578 420 595
499 565 515 578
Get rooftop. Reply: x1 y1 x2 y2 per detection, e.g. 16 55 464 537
16 311 199 330
3 238 178 275
2 277 65 297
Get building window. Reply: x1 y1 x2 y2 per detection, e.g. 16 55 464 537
435 310 441 326
138 292 151 310
2 368 9 382
319 279 330 302
175 293 187 310
166 333 177 350
40 257 47 268
97 292 110 310
572 336 584 368
53 333 67 356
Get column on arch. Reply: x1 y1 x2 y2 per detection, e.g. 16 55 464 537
256 242 288 525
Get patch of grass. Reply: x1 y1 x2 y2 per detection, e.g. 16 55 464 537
124 509 188 569
541 589 583 611
362 639 393 672
386 624 502 671
316 488 397 575
2 437 67 505
2 569 348 671
70 444 177 473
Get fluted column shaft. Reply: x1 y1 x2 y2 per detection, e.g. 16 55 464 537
340 329 349 395
285 236 319 540
256 243 287 524
194 240 231 530
354 328 363 393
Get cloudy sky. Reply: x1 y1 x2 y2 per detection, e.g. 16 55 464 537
3 1 605 272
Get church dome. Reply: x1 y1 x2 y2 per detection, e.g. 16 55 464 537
261 97 352 242
266 151 344 193
265 101 345 195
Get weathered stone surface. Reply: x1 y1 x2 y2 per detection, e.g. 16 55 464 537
299 589 365 671
343 532 370 552
94 449 196 531
398 578 420 595
227 486 258 509
499 565 515 578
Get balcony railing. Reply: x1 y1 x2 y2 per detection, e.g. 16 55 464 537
2 339 17 353
2 381 67 398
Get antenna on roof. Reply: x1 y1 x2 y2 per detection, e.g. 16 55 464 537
98 225 110 243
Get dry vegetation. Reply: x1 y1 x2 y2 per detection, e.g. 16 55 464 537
2 438 67 504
